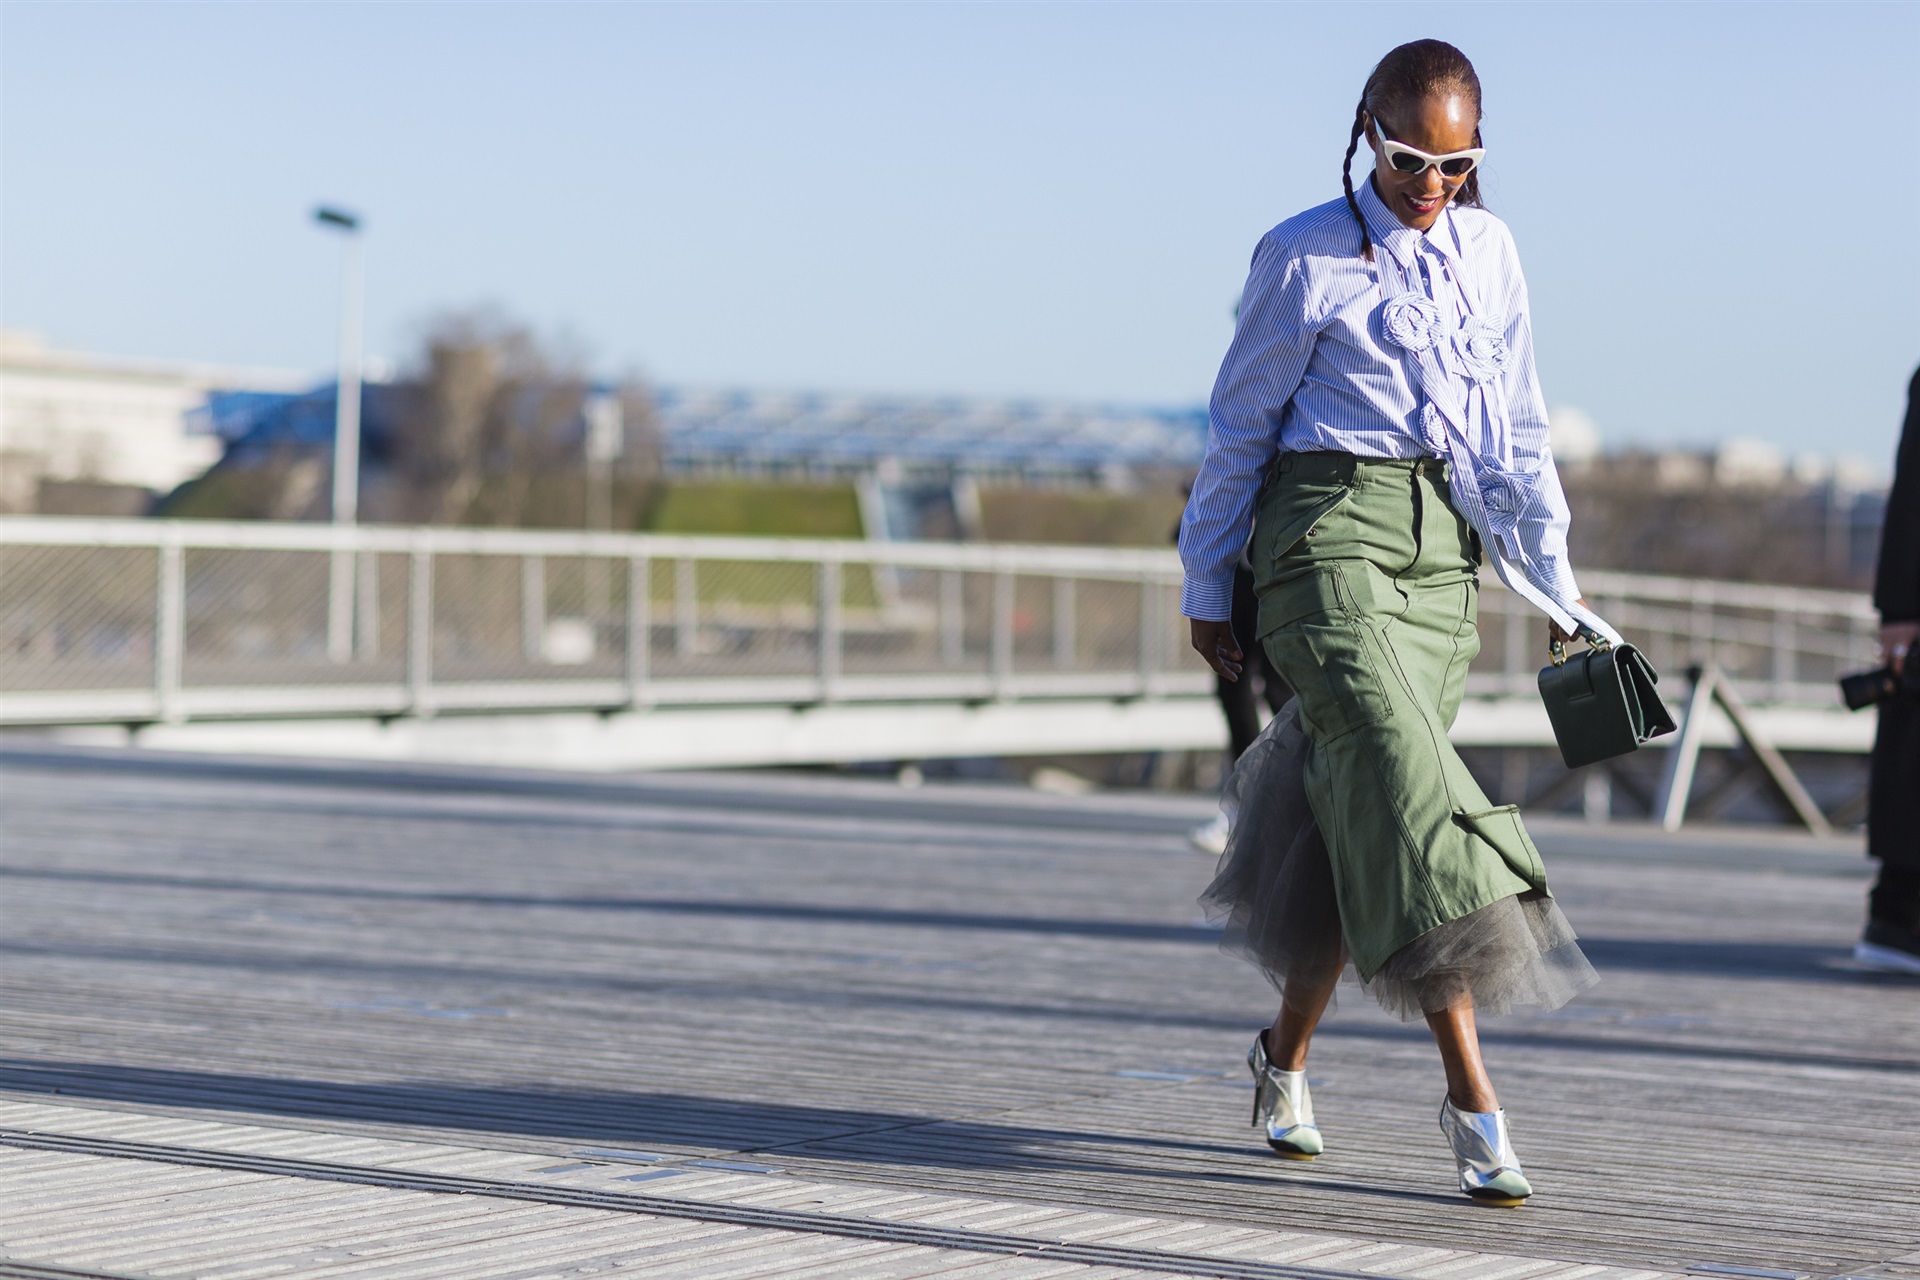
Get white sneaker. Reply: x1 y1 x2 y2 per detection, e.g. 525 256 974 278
1855 921 1920 974
1188 811 1230 855
1855 941 1920 974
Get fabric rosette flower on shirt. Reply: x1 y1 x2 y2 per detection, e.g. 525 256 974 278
1476 464 1546 554
1456 315 1512 385
1381 294 1443 353
1419 402 1450 455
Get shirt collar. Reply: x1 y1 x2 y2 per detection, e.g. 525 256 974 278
1357 174 1462 267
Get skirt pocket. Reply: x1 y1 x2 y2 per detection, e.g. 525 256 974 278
1252 476 1354 569
1258 565 1394 742
1454 804 1548 894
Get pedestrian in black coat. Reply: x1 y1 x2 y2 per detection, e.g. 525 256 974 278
1860 364 1920 972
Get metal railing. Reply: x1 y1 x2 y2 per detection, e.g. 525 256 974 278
0 517 1200 725
0 516 1878 728
1467 567 1878 707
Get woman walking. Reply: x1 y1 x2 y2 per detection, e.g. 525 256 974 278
1180 39 1615 1206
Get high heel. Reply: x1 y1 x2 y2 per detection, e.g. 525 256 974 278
1247 1032 1322 1159
1438 1097 1532 1206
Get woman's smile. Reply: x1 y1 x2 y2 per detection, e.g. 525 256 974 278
1400 189 1447 219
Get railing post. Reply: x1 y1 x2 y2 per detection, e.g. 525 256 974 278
1504 598 1529 693
817 558 841 698
939 569 965 667
408 538 434 716
626 553 650 706
1583 768 1611 824
675 557 697 658
1137 577 1160 696
521 555 546 664
1825 480 1852 578
991 569 1015 698
1771 608 1794 702
327 544 353 665
1690 586 1712 667
1654 665 1714 831
154 534 185 724
1052 576 1076 669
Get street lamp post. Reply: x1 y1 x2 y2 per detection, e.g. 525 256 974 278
582 390 623 617
583 390 623 533
315 205 363 664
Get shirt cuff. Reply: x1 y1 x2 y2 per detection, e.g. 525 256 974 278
1541 558 1580 603
1181 575 1234 621
1524 543 1579 603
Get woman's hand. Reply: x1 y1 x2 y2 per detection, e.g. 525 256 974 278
1880 620 1920 675
1548 598 1592 650
1190 618 1245 682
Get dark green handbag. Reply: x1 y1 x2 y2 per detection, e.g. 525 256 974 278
1537 632 1677 769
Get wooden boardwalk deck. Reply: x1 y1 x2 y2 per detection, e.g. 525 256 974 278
0 745 1914 1280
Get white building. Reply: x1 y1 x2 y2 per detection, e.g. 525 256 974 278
1546 404 1602 464
0 331 309 512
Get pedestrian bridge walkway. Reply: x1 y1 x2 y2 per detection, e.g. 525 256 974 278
0 746 1913 1279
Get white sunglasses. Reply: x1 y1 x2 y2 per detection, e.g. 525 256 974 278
1372 118 1484 178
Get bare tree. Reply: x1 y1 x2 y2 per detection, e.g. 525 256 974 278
387 310 590 526
1562 453 1881 589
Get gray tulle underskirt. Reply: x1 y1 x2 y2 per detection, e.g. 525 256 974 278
1200 702 1598 1022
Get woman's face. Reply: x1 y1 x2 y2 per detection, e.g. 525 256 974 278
1367 91 1478 231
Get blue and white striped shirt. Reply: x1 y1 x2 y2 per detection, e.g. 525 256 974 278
1179 177 1612 641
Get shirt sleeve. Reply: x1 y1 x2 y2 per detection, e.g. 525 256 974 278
1497 231 1581 603
1179 235 1316 620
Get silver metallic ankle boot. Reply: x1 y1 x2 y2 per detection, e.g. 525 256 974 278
1439 1097 1532 1206
1247 1033 1322 1159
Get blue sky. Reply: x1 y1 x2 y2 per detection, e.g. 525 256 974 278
3 2 1916 461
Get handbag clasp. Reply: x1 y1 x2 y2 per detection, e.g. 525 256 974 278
1549 627 1612 667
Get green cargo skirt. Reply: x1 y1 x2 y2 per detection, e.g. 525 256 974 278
1202 451 1596 1019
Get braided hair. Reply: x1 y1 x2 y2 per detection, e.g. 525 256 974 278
1341 39 1486 262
